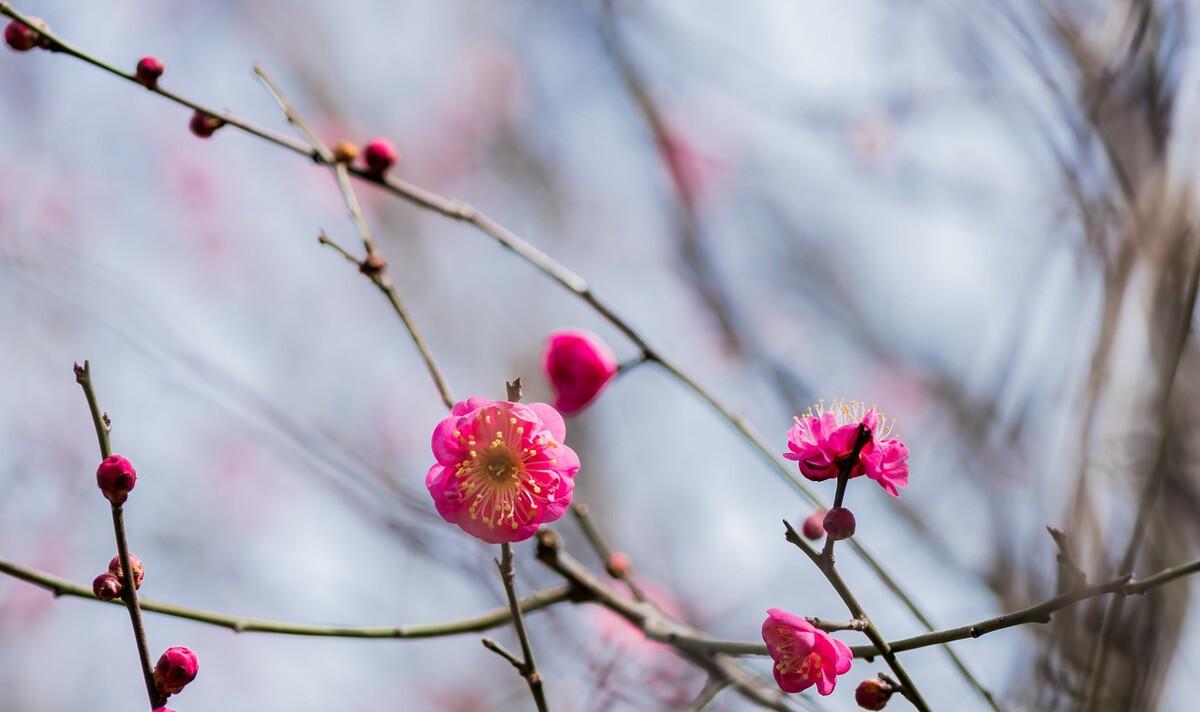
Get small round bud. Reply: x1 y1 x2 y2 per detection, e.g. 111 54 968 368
154 646 199 696
4 19 41 52
605 552 631 578
823 507 856 541
332 140 359 164
855 678 894 710
152 708 178 712
362 138 396 175
359 252 387 275
188 110 224 139
92 573 123 601
96 454 137 505
801 509 826 540
108 553 145 590
135 56 164 89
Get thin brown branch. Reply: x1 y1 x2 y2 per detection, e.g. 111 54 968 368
496 543 549 712
73 362 163 710
570 503 647 602
0 556 574 638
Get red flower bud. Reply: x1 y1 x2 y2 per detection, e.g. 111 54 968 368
96 454 137 505
154 646 199 696
135 56 164 89
152 708 177 712
189 110 224 139
4 19 41 52
92 573 123 601
108 553 145 590
605 552 632 578
801 508 826 540
362 138 396 175
823 507 856 541
855 678 895 710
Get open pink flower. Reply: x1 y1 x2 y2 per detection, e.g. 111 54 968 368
426 397 579 543
783 399 909 496
542 330 618 415
762 609 852 695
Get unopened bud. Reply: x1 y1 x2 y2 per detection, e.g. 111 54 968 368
823 507 856 541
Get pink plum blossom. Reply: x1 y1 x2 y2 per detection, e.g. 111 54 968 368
784 399 909 496
762 608 853 695
426 398 579 543
542 330 618 415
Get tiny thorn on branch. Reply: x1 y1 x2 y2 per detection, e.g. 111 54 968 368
481 638 525 671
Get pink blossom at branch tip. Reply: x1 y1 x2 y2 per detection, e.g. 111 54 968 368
154 646 198 696
4 19 41 52
188 110 224 139
823 507 856 541
801 509 826 540
426 398 579 543
108 553 144 590
784 399 909 496
96 454 137 505
135 56 164 88
92 572 122 601
542 330 618 415
362 138 397 175
762 609 853 695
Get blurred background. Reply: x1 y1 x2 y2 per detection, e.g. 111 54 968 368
1 1 1198 710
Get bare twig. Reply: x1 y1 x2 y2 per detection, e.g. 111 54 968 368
495 543 550 712
74 361 164 710
252 64 454 410
0 556 573 638
570 503 647 602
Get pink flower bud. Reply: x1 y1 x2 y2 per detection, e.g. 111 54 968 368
542 330 618 415
96 454 137 505
855 678 894 710
135 56 164 88
801 509 826 540
188 110 224 139
362 138 396 175
108 553 145 590
823 507 856 541
605 552 631 578
152 708 177 712
4 19 41 52
92 573 123 601
332 140 358 164
154 646 199 696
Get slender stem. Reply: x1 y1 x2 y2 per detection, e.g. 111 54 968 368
820 424 870 562
74 362 163 709
253 65 455 410
3 8 985 700
495 543 549 712
784 521 930 712
0 556 573 638
570 503 647 602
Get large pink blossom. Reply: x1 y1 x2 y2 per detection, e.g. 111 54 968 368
426 397 579 543
542 330 618 415
762 609 853 695
783 399 909 496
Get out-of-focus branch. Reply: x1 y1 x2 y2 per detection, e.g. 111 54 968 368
73 361 164 710
570 503 647 602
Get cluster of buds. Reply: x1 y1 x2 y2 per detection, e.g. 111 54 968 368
91 553 144 601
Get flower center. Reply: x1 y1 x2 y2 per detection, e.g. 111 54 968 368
777 650 824 681
483 448 519 483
